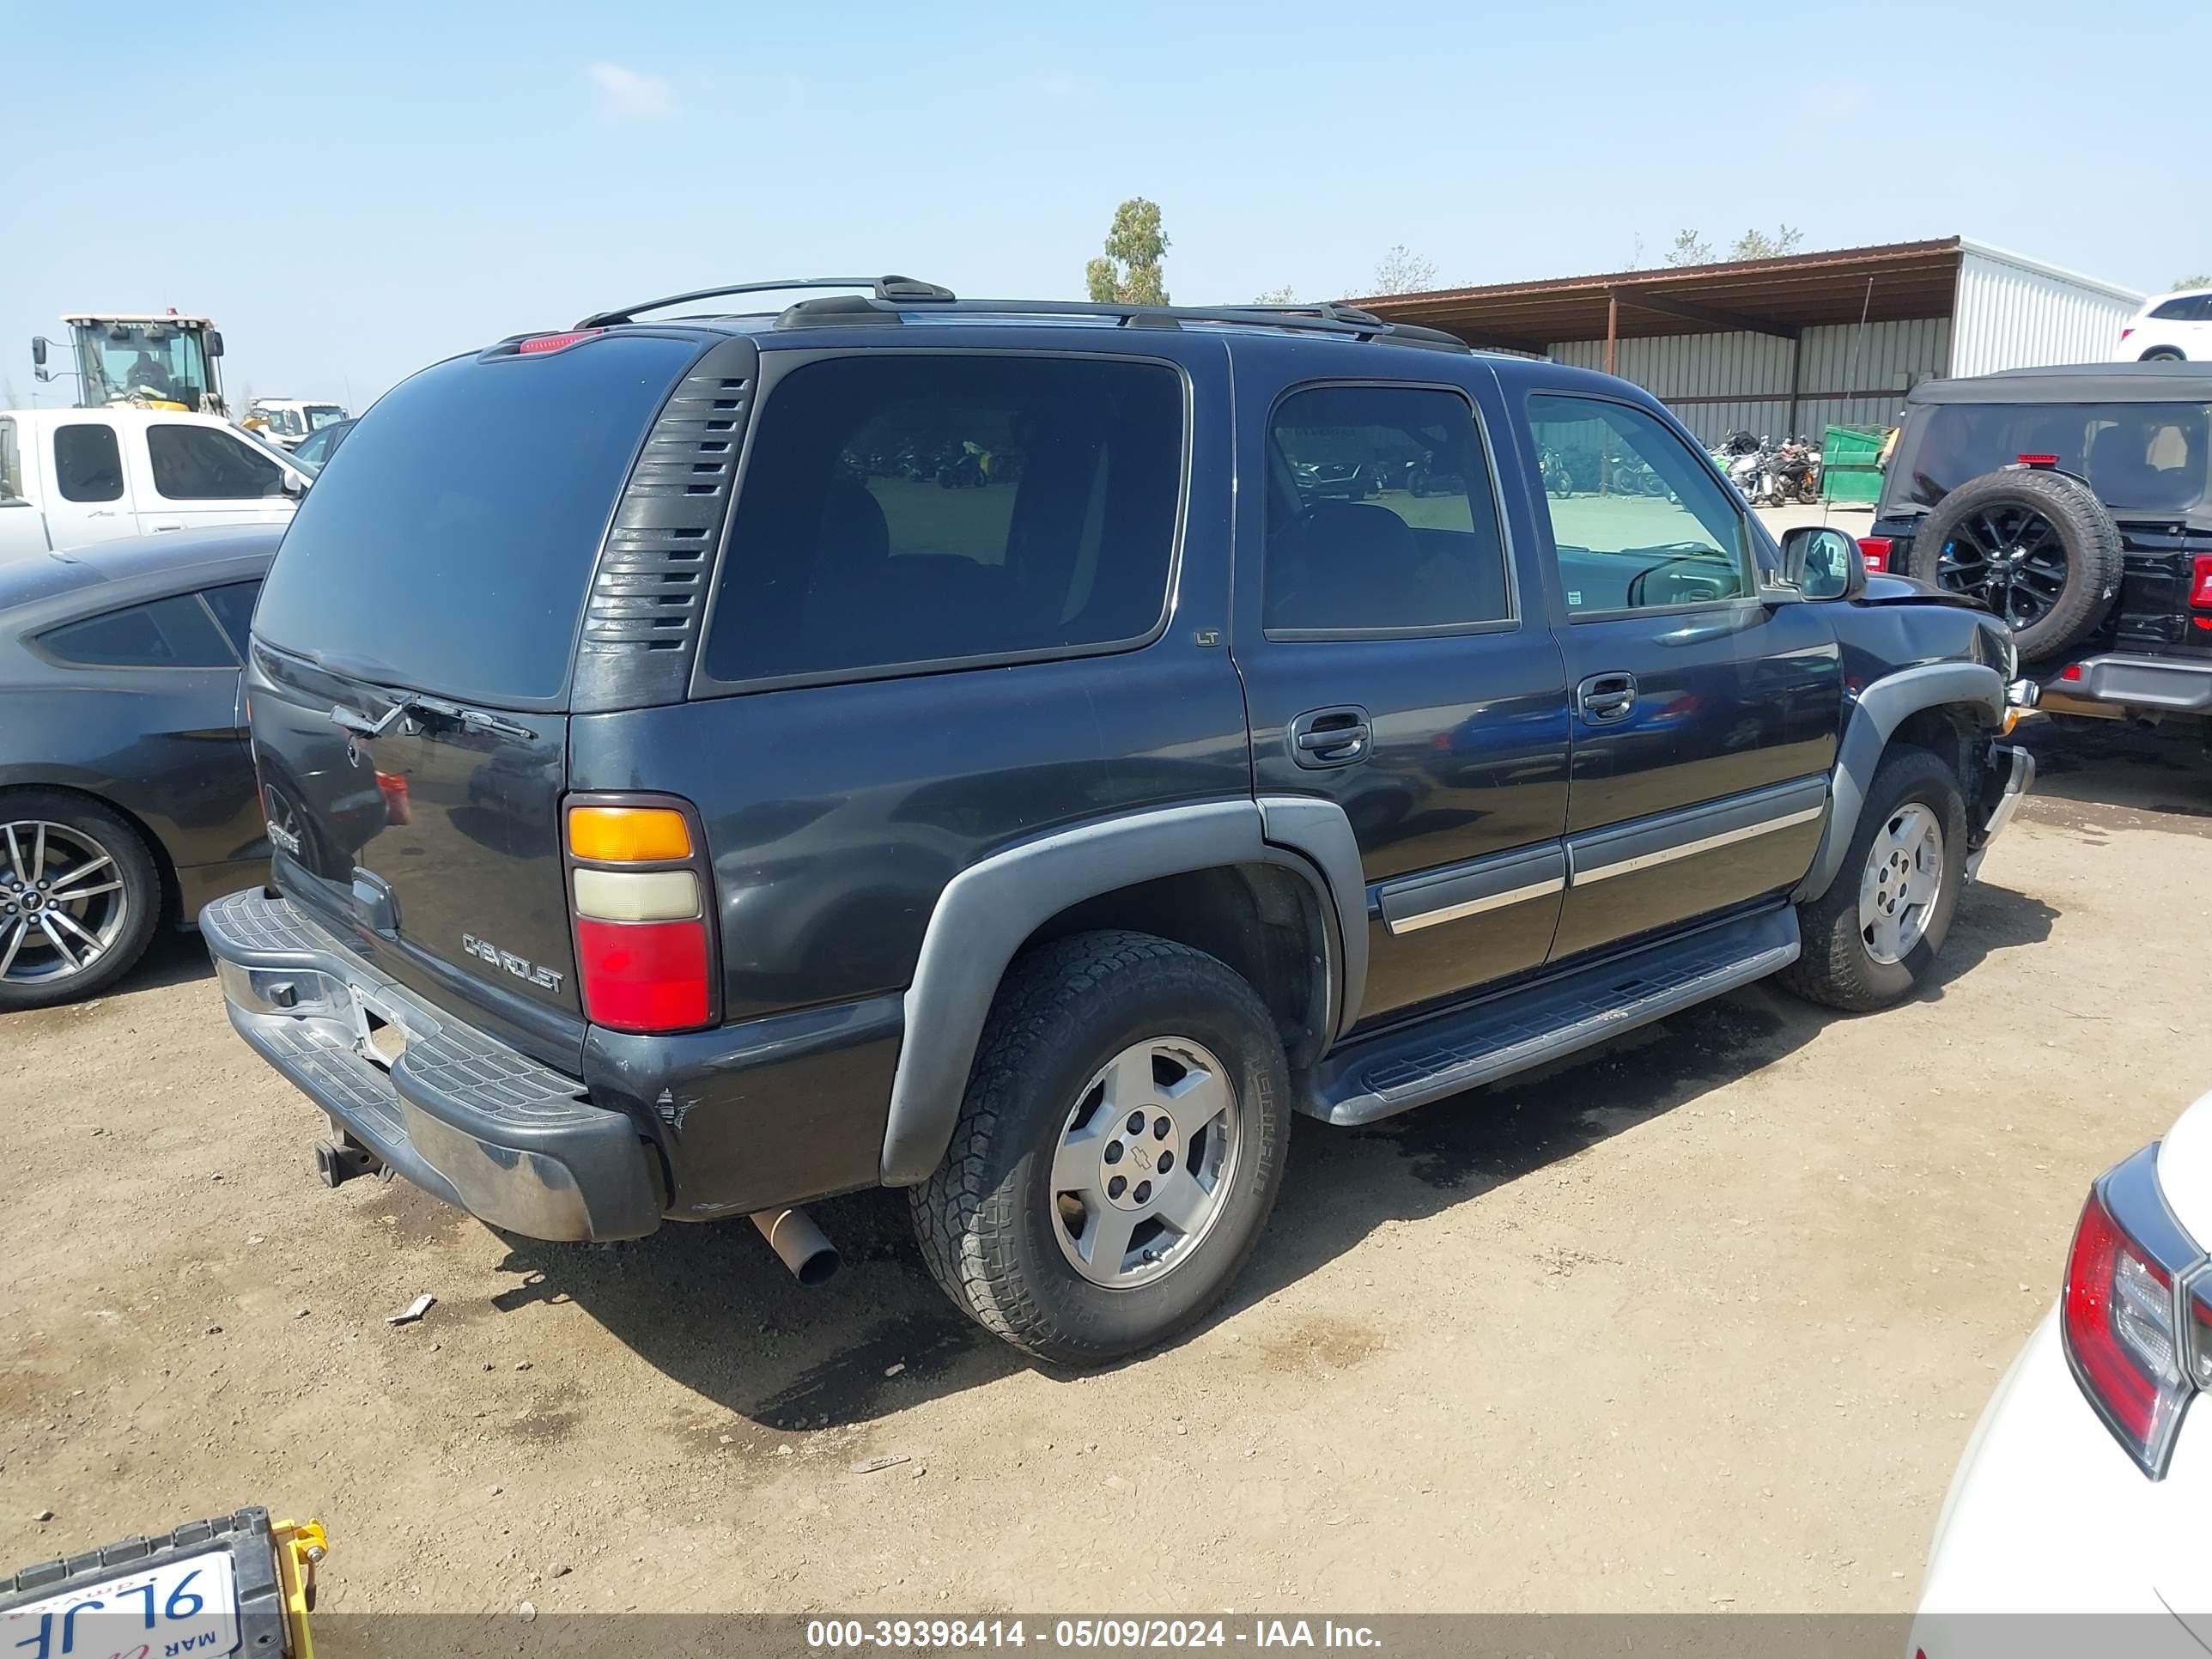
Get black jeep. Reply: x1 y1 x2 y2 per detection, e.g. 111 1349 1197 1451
1866 362 2212 748
204 279 2034 1365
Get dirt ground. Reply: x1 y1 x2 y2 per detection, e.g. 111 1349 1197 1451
3 716 2209 1619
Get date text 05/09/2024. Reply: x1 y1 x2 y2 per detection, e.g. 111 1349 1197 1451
805 1620 1383 1650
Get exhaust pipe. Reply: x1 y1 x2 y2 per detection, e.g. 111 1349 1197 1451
750 1207 839 1286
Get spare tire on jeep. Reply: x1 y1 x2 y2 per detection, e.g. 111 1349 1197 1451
1904 465 2123 661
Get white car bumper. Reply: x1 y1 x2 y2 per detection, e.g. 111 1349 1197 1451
1911 1312 2212 1656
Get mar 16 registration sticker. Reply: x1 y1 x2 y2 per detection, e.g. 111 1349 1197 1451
4 1549 240 1659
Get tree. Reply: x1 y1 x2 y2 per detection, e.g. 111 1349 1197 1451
1662 229 1713 267
1085 198 1170 306
1369 245 1437 295
1251 285 1297 305
1729 225 1805 260
2175 273 2212 290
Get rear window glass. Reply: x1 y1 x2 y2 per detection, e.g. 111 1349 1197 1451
702 354 1184 684
38 594 235 668
1888 401 2212 514
55 424 124 503
203 580 261 656
1264 384 1510 634
252 335 702 704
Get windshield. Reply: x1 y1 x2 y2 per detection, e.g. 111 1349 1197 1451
73 321 213 411
256 406 307 438
1887 401 2212 515
305 404 346 430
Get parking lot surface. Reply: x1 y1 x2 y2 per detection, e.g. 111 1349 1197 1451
3 718 2207 1615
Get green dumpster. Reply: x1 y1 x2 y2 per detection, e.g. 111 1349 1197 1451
1822 424 1887 504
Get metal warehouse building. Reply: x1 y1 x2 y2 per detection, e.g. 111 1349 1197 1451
1355 237 2142 446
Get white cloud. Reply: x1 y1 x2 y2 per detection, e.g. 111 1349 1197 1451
587 62 679 122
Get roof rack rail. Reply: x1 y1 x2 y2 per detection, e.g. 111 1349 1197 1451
576 276 956 331
771 295 1474 353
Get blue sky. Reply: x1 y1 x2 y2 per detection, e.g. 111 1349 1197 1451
5 0 2204 410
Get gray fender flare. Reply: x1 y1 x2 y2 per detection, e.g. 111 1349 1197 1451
1795 661 2004 905
878 795 1366 1186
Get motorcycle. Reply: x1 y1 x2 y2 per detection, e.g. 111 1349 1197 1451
937 447 989 489
1539 447 1576 497
1607 454 1670 498
1711 431 1771 503
1761 435 1822 506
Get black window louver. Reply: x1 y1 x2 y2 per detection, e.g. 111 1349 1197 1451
570 337 760 710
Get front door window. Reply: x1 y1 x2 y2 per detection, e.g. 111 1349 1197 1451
1527 394 1752 614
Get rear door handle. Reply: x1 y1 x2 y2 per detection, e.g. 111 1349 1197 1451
1288 705 1372 769
1576 672 1638 724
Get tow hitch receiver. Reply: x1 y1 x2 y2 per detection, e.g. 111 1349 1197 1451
313 1133 383 1188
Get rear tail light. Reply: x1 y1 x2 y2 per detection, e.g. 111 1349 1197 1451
1856 536 1892 573
2060 1145 2205 1476
2190 555 2212 610
565 799 714 1033
2059 663 2083 683
2121 327 2136 342
2017 453 2059 467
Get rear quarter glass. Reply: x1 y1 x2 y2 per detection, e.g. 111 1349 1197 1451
251 334 705 708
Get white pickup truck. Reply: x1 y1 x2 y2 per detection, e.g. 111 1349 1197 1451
0 406 311 563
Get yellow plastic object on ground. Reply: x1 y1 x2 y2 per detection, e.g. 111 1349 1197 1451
273 1519 329 1658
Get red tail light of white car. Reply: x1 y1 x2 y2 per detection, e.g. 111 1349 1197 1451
1913 1093 2212 1650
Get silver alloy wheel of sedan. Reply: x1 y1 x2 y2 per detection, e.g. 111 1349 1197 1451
1051 1036 1243 1289
0 820 131 986
1858 802 1945 966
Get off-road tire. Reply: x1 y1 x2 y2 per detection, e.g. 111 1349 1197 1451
911 930 1291 1367
1782 745 1967 1013
0 789 162 1012
1905 466 2122 661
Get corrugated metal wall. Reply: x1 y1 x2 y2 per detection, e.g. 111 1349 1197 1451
1548 317 1951 446
1951 248 2139 377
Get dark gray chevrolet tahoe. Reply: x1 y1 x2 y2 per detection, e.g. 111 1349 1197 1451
204 278 2035 1364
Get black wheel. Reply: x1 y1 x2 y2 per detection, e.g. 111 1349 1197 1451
0 791 162 1012
912 930 1290 1366
2140 347 2185 362
1905 466 2122 660
1782 746 1967 1013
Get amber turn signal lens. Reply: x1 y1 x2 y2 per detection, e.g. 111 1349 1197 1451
568 805 692 863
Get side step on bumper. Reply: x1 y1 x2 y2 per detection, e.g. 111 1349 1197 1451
1297 905 1800 1127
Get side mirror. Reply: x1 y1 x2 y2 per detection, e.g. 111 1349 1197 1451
30 337 46 368
1778 525 1865 601
207 331 225 358
280 470 307 498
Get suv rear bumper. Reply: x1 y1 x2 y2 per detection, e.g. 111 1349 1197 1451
2039 653 2212 720
200 887 663 1242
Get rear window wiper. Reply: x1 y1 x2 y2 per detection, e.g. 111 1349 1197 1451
328 691 534 743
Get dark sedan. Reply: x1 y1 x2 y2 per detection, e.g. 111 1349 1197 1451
289 418 355 470
0 528 279 1009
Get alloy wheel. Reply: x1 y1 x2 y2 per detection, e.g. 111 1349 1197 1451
1936 505 2069 629
1857 804 1944 967
1050 1036 1243 1289
0 821 131 987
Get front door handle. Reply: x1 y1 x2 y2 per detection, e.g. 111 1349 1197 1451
1288 705 1372 769
1576 672 1638 724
